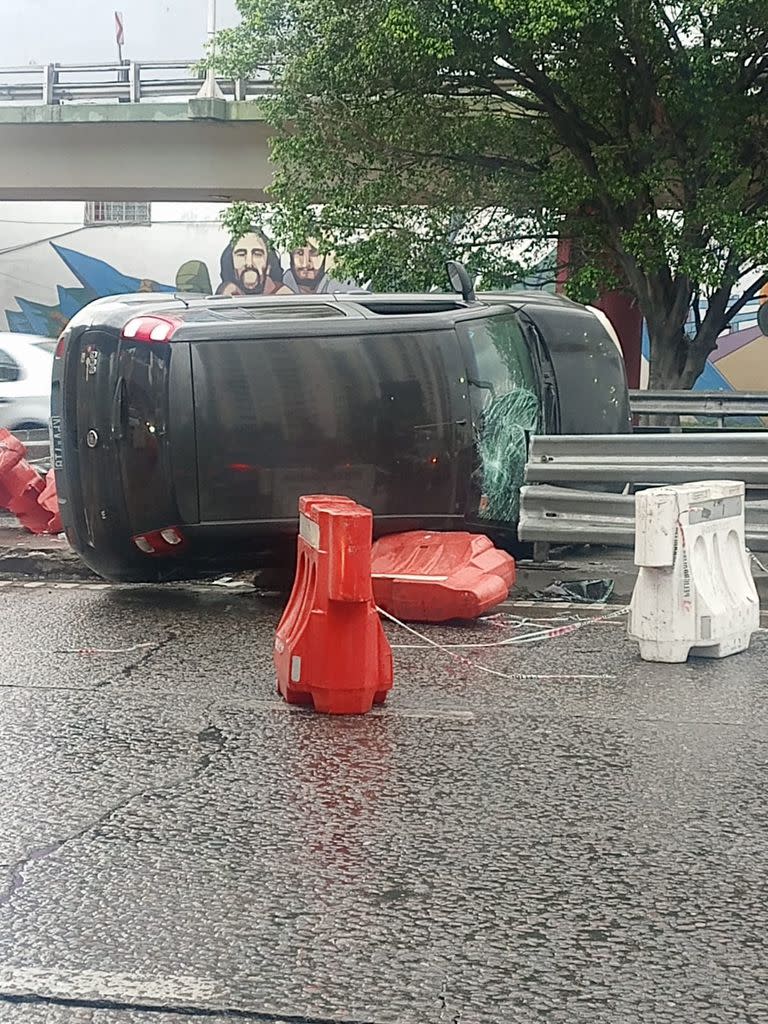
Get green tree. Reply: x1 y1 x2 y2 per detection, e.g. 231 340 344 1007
214 0 768 389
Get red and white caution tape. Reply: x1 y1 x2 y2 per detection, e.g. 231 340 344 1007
377 605 623 682
384 606 628 650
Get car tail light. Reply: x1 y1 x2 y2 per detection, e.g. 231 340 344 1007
132 526 187 556
55 331 68 358
121 315 183 344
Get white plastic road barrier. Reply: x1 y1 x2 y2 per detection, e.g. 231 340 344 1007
628 480 760 663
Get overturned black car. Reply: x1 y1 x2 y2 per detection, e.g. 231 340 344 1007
51 282 630 581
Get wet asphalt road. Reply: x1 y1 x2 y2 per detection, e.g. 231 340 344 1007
0 581 767 1023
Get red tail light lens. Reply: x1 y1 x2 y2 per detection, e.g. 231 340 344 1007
121 315 183 344
132 526 187 556
54 331 68 358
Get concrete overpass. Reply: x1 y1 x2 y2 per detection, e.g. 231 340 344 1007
0 60 531 205
0 62 276 202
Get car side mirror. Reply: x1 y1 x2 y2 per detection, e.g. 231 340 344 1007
446 261 476 303
0 360 19 383
758 299 768 338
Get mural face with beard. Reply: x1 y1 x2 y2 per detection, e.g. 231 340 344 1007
217 229 289 296
290 243 327 292
282 238 354 295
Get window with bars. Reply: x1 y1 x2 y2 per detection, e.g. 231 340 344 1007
84 202 151 226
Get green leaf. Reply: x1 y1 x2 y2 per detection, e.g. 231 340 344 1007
214 0 768 387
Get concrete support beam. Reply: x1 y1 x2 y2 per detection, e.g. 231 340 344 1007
0 101 275 202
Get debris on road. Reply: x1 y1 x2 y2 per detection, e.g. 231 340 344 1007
533 578 615 603
381 603 626 682
54 641 157 656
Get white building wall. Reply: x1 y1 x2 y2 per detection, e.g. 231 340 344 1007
0 201 241 334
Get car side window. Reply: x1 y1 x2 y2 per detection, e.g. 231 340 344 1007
463 314 537 398
0 349 19 383
459 313 540 524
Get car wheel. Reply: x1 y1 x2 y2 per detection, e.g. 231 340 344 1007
11 421 48 431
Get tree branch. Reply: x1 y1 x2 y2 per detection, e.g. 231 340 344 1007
692 290 702 333
496 29 614 147
470 76 547 114
725 272 768 322
654 1 685 50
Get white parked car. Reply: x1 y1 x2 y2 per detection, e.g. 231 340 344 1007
0 332 54 431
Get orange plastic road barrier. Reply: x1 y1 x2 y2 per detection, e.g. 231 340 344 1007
0 430 61 534
371 531 516 622
275 495 393 715
0 430 33 508
7 476 50 534
39 469 62 534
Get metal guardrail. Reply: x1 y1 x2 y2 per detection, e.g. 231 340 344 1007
519 484 768 552
0 61 275 104
630 390 768 426
520 432 768 557
12 429 50 467
525 433 768 487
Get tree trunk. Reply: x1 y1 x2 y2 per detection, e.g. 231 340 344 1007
647 322 689 390
645 321 690 428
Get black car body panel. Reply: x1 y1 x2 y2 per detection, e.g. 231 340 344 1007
191 317 471 525
480 291 632 434
52 290 630 581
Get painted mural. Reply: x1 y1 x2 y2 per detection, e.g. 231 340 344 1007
4 220 768 395
639 293 768 393
4 228 353 338
217 231 351 297
5 243 175 337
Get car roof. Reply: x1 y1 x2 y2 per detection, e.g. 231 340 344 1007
479 290 585 310
71 287 587 333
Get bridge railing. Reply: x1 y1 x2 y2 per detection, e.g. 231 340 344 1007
0 61 276 104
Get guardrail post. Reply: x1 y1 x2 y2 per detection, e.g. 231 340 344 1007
128 61 140 102
533 541 550 564
116 59 129 102
42 64 58 105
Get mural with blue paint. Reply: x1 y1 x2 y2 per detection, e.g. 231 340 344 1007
640 291 768 394
5 236 768 395
5 231 352 337
5 243 175 336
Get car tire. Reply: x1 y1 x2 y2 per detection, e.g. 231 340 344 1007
11 421 48 432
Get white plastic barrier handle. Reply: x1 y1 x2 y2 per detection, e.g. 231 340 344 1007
634 488 678 568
